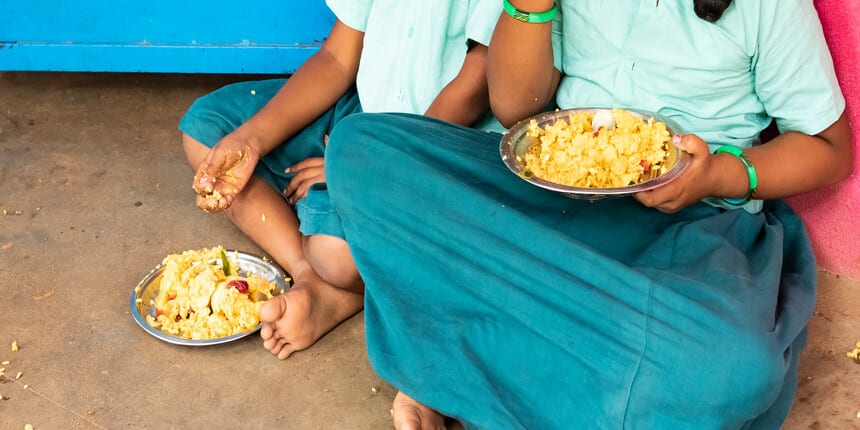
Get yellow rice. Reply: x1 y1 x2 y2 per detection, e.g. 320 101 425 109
145 246 277 340
523 109 671 188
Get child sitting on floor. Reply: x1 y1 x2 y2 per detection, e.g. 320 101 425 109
178 0 503 360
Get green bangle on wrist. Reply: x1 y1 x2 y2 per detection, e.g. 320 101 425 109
714 145 758 206
502 0 557 24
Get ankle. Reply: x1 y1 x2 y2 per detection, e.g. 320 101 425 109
288 260 319 282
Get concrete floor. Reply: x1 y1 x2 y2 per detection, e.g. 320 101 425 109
0 72 858 429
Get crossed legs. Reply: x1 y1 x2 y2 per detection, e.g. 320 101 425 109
183 134 364 359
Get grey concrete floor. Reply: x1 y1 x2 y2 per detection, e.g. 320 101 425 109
0 72 858 429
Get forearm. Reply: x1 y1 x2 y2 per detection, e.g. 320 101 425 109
707 113 853 200
238 51 355 154
487 0 559 127
236 21 363 155
425 45 491 127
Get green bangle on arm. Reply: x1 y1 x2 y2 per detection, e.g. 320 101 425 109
714 145 758 206
502 0 557 24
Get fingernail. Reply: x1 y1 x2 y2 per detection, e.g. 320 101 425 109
673 134 681 145
284 167 291 173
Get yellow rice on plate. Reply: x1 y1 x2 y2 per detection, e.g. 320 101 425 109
145 246 277 340
524 109 672 188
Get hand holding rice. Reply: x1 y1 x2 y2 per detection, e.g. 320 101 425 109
146 246 277 340
523 109 672 188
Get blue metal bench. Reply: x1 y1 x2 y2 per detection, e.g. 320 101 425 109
0 0 335 74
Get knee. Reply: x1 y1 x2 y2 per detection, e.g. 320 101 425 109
325 113 378 189
326 112 419 191
179 90 224 130
178 83 252 150
326 113 380 158
728 333 785 405
684 326 787 414
182 132 207 168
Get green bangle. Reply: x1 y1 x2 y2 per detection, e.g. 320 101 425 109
714 145 758 206
502 0 557 23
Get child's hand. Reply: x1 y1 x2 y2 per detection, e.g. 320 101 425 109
634 134 716 213
192 132 260 212
283 157 325 204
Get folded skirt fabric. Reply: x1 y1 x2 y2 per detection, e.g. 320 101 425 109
325 112 817 430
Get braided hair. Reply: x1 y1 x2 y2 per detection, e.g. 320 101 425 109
694 0 733 22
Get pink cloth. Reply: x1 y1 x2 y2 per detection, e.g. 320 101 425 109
787 0 860 279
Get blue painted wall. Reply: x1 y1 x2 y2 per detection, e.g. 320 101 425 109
0 0 335 73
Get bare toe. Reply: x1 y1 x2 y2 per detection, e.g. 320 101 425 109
263 335 285 354
392 391 446 430
271 338 291 359
276 342 297 360
260 321 276 342
260 294 287 324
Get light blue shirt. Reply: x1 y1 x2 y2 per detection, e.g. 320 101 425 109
326 0 503 131
550 0 845 212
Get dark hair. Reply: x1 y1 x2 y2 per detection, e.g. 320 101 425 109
694 0 733 22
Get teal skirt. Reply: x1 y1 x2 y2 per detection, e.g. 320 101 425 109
325 113 817 430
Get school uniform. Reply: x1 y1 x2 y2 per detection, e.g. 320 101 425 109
178 0 502 238
324 1 845 428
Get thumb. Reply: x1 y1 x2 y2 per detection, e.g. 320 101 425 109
673 134 709 158
203 148 231 178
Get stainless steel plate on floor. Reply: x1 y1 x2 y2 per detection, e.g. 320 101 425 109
130 249 289 346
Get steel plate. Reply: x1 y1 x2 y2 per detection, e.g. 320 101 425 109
500 108 691 200
130 249 289 346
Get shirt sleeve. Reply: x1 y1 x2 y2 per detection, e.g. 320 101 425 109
466 0 502 46
326 0 373 32
753 0 845 135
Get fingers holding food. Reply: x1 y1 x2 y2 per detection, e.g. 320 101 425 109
192 146 253 212
195 190 234 213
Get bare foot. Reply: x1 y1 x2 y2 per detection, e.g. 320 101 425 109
392 391 446 430
259 266 363 359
